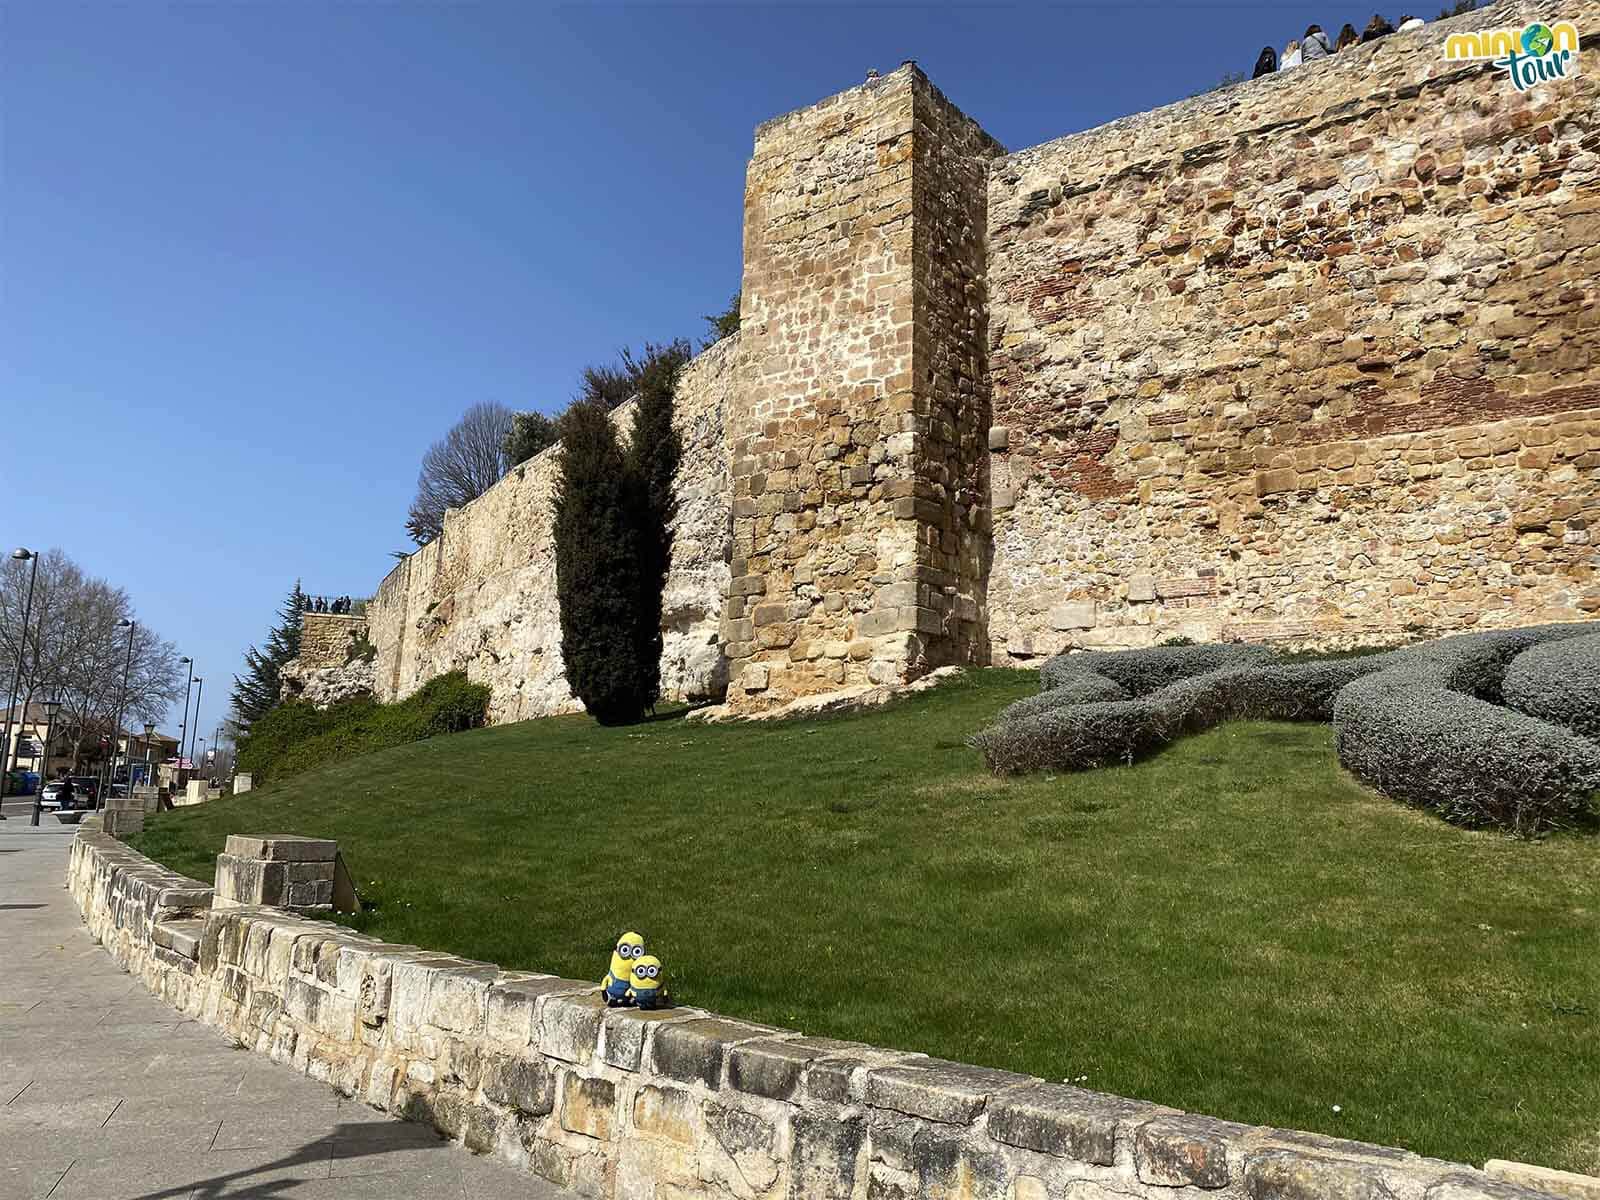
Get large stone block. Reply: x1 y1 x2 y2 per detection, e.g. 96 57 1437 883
224 834 337 862
651 1018 785 1087
791 1112 865 1200
988 1082 1166 1165
1245 1149 1397 1200
538 988 607 1065
632 1083 698 1145
559 1071 616 1141
1135 1114 1243 1188
865 1059 1031 1124
481 1052 555 1116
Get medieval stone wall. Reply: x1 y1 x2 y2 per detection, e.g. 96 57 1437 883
985 0 1600 659
365 334 737 723
727 67 1002 710
345 2 1599 721
298 612 369 669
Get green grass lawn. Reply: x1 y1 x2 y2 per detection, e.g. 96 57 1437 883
128 670 1600 1172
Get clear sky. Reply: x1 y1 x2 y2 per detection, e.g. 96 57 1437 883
3 0 1368 737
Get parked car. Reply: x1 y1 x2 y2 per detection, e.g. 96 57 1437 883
39 780 76 810
68 776 99 807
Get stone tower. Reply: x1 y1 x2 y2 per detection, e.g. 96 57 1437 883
724 64 1005 711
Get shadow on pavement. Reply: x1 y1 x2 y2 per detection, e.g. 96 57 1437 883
122 1120 456 1200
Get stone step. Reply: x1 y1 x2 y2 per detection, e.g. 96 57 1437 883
152 918 204 961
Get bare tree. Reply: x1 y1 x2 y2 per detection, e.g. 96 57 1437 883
0 550 181 775
406 402 514 545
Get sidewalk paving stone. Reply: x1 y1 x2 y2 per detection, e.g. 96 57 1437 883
0 824 573 1200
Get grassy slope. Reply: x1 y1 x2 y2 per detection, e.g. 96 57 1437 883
129 670 1600 1171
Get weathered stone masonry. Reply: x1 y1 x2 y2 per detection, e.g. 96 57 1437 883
68 827 1587 1200
726 69 1003 708
985 0 1600 657
356 0 1599 718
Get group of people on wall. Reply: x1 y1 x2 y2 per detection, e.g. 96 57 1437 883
1252 12 1428 76
304 594 356 614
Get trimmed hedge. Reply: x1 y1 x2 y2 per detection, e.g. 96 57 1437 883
1501 633 1600 741
1038 642 1272 697
1331 625 1600 833
236 671 491 785
972 624 1600 835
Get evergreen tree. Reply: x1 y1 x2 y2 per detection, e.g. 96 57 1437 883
503 411 559 467
702 293 740 345
231 582 306 728
626 341 688 711
553 403 650 724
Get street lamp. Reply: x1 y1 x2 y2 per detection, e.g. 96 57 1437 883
176 656 194 789
187 677 203 778
142 721 156 790
99 618 136 811
0 547 39 808
30 698 60 827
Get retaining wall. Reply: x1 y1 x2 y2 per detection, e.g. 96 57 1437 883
67 826 1575 1200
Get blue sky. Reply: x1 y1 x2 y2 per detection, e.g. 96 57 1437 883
4 0 1361 736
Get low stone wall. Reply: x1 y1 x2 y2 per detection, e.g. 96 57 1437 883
68 828 1576 1200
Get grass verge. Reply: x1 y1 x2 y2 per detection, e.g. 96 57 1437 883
129 669 1600 1171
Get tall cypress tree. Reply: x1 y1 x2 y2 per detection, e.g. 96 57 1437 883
553 403 650 724
231 582 306 728
626 341 688 712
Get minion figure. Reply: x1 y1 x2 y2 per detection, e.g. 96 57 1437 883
602 932 646 1007
626 954 670 1010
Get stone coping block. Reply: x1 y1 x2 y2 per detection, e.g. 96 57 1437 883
224 834 338 862
866 1057 1035 1124
1487 1163 1600 1200
63 828 1588 1200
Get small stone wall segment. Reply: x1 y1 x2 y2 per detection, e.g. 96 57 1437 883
214 834 337 912
299 612 370 669
66 829 1577 1200
985 0 1600 660
365 334 738 724
728 65 1004 711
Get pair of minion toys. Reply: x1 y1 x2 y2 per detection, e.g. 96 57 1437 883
601 930 671 1010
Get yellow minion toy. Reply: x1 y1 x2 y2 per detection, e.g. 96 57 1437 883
626 954 669 1010
602 932 645 1007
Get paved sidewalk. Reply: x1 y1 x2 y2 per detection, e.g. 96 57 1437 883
0 820 568 1200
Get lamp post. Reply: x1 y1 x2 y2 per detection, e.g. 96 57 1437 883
1 547 40 807
142 721 156 789
30 699 60 827
99 618 136 811
187 677 203 777
175 656 194 789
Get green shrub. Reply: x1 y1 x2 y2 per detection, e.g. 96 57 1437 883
1038 642 1271 697
974 625 1600 834
235 672 489 785
1501 633 1600 740
345 629 378 665
1333 625 1600 834
553 400 651 724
